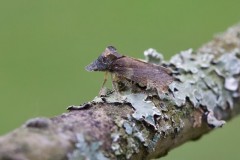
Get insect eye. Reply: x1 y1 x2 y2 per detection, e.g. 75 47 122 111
100 57 108 64
102 58 107 64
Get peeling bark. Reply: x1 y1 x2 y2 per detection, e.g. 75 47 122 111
0 24 240 160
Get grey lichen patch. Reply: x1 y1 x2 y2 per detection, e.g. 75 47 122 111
214 49 240 76
201 91 217 110
147 112 185 152
169 80 206 108
124 120 150 147
213 49 240 92
170 49 199 73
125 93 162 129
111 132 124 156
225 76 239 91
217 89 234 109
111 132 121 142
92 92 127 104
110 114 152 159
202 75 220 94
148 133 161 152
206 111 225 128
165 47 239 127
198 53 214 69
111 116 135 158
108 91 186 158
144 48 164 64
169 81 191 107
126 137 140 159
123 121 133 135
68 133 109 160
111 125 138 159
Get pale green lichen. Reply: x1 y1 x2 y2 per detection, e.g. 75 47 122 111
167 47 240 127
206 111 225 128
144 48 164 64
225 76 239 91
92 92 127 104
125 93 162 129
148 133 161 151
213 49 240 92
144 46 240 127
169 81 192 107
111 116 151 159
125 123 150 157
125 120 150 147
68 133 109 160
126 137 140 159
123 121 133 135
214 49 240 77
111 132 123 156
170 49 199 73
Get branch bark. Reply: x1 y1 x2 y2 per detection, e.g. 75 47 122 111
0 24 240 160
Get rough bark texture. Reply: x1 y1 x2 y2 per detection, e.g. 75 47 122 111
0 24 240 160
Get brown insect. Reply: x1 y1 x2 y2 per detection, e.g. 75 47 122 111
85 46 174 95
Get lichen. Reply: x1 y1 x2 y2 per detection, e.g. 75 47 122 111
144 48 240 127
125 93 162 129
225 76 239 91
148 133 161 152
126 137 140 159
166 47 240 127
92 92 127 104
144 48 164 64
205 111 225 128
68 133 109 160
213 49 240 92
110 116 151 159
111 132 123 156
123 121 133 135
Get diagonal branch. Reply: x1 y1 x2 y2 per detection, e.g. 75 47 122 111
0 24 240 160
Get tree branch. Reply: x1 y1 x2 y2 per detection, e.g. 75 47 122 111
0 24 240 160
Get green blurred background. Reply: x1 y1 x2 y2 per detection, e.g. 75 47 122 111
0 0 240 159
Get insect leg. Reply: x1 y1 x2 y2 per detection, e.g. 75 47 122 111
111 73 120 93
99 72 108 96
